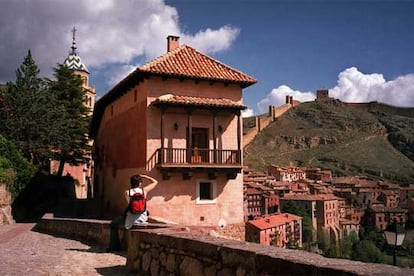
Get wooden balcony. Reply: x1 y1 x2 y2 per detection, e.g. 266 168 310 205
156 148 242 179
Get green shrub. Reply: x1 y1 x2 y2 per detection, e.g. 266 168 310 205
0 135 35 199
0 156 15 186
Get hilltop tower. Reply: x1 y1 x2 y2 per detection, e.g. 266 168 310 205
50 27 95 199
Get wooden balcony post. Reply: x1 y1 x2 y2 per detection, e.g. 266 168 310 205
236 110 241 164
186 108 193 163
160 106 166 163
211 109 217 163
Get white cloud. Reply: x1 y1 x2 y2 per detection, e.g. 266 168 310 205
256 67 414 114
183 25 240 54
330 67 414 107
257 85 315 113
241 108 254 118
0 0 240 83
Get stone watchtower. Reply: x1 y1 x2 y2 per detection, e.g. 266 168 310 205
50 27 95 199
316 89 330 101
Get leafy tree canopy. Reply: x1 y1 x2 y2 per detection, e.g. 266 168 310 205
0 134 35 198
48 64 91 176
0 50 64 168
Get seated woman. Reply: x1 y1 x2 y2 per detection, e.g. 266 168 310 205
124 174 158 229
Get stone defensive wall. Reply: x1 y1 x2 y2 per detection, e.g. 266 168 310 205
243 97 300 148
35 214 412 275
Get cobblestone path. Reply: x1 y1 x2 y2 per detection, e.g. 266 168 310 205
0 223 130 275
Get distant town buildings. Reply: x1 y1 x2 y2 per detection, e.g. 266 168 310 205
246 213 302 248
243 165 411 250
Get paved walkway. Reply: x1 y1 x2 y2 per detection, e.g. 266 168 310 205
0 223 131 275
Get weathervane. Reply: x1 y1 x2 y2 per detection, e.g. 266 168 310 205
71 26 77 53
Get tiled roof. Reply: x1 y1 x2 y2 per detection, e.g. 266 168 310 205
370 206 407 213
138 45 257 86
90 42 256 138
64 52 89 73
152 94 246 110
247 188 262 195
281 194 341 201
248 213 302 230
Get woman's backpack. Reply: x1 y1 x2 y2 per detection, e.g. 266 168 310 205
129 190 146 213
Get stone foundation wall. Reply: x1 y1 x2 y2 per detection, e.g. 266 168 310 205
126 227 409 275
0 184 14 225
36 214 412 275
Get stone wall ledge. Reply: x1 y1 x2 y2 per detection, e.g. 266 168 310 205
36 213 413 275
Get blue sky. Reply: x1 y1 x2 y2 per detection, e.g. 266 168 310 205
1 0 414 115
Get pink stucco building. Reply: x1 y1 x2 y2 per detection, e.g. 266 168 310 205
90 36 256 226
246 213 302 248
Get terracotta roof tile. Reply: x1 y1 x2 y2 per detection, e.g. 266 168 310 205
248 213 302 230
138 45 257 86
281 194 341 201
153 94 246 109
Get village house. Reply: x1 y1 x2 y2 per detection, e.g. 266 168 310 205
365 206 407 231
246 213 302 248
244 180 279 219
268 165 306 182
280 194 342 249
305 167 332 182
400 184 414 208
246 187 263 219
90 36 256 226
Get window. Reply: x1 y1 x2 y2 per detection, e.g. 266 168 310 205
196 180 217 204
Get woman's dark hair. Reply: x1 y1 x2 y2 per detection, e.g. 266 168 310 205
130 175 142 188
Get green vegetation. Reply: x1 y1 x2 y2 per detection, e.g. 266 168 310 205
48 64 91 176
281 201 314 245
0 50 91 199
244 99 414 184
0 50 67 168
0 135 35 198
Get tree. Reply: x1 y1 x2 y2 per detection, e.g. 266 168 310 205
281 201 314 243
0 134 35 198
0 50 63 168
48 64 91 176
351 239 385 263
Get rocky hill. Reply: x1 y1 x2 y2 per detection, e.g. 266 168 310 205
243 99 414 184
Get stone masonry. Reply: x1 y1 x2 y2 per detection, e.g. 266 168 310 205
0 184 15 225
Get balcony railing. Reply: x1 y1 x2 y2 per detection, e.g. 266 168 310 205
157 148 241 168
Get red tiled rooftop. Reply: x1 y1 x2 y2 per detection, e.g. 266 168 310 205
248 213 302 230
370 206 407 213
152 94 246 109
139 45 257 86
247 188 262 195
281 193 341 201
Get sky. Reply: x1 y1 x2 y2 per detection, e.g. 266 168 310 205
1 0 414 116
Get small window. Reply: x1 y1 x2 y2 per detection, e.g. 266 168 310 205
200 182 212 200
196 180 217 204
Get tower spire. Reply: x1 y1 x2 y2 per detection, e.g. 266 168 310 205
71 26 77 54
64 26 88 73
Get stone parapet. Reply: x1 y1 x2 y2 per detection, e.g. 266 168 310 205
127 227 410 275
36 214 413 275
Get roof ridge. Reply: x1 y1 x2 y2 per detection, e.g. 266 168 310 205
137 44 256 85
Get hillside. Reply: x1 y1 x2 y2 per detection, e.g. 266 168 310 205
244 100 414 184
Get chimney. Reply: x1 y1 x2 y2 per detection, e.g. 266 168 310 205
167 35 180 52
